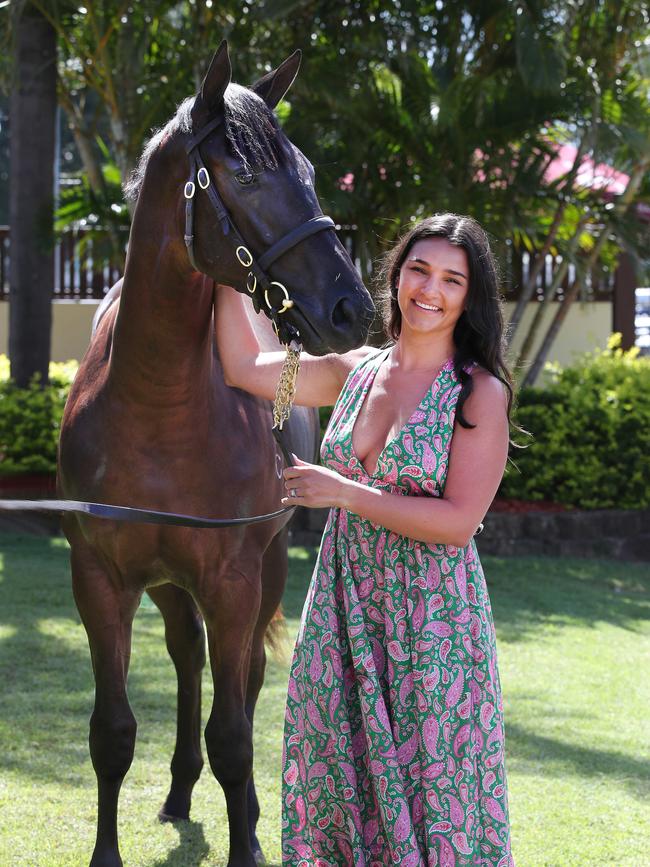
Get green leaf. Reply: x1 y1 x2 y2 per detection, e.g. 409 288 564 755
516 14 566 96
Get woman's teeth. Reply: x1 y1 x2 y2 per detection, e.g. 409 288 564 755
414 300 442 312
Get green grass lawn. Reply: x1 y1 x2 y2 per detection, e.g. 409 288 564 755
0 534 648 866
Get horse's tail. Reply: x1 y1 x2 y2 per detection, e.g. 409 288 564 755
265 604 287 657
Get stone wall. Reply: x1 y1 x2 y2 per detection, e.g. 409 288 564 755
1 485 647 562
289 506 650 562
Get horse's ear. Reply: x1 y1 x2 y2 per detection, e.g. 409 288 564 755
195 40 232 120
250 50 302 110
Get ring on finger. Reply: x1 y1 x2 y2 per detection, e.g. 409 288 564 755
289 488 298 498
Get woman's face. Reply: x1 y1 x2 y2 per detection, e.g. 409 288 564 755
396 237 469 340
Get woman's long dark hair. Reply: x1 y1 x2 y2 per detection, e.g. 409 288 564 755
376 213 515 430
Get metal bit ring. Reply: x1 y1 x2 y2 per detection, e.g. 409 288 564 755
265 281 294 314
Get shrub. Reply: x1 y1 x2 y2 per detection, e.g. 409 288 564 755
2 337 649 512
0 357 78 475
501 336 650 509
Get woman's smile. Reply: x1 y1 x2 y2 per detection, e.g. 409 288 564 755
412 299 443 313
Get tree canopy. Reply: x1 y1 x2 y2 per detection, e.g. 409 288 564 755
2 0 649 381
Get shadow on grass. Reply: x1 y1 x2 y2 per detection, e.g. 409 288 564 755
470 554 649 643
151 820 210 867
0 535 194 785
283 547 650 643
506 722 650 800
2 535 648 789
0 536 311 790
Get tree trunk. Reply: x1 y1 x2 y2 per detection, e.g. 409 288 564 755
523 160 649 387
522 231 608 387
8 2 57 387
508 131 591 344
515 213 590 371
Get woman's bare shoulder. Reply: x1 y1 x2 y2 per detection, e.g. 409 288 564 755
467 366 508 409
323 345 377 385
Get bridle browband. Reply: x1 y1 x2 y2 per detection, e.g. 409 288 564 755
183 114 335 346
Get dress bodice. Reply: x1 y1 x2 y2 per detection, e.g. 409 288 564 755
321 348 466 498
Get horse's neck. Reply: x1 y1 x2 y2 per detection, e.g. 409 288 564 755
110 195 216 398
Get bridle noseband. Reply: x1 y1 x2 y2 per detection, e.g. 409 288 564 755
183 115 335 346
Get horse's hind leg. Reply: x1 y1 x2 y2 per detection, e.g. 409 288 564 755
70 544 139 867
245 530 288 863
147 583 205 822
201 558 263 867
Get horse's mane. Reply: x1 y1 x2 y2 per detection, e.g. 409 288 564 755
124 84 283 203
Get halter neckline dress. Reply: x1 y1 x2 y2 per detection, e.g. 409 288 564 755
282 348 514 867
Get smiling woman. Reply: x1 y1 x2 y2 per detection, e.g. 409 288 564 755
217 213 518 865
396 237 470 340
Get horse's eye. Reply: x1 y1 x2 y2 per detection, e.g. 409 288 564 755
235 170 255 186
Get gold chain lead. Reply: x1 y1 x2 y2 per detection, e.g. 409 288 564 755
273 340 302 430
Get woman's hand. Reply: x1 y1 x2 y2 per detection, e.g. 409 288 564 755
282 456 351 509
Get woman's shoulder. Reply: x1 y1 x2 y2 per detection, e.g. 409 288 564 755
333 345 386 387
465 365 508 410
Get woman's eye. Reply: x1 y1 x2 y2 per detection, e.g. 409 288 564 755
235 170 255 186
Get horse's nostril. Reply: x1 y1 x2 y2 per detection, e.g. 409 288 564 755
331 296 355 330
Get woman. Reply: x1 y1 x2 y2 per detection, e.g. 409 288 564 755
217 214 515 866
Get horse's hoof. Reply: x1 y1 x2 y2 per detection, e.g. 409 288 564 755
158 790 192 823
226 852 259 867
89 849 123 867
250 833 265 864
158 807 189 824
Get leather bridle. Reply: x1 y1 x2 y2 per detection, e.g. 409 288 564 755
183 114 335 347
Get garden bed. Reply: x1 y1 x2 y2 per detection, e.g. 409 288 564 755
0 473 60 535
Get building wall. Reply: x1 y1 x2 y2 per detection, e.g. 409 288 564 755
0 299 614 373
503 301 613 377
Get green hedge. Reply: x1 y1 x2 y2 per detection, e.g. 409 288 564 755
2 340 649 510
0 356 78 475
501 336 650 509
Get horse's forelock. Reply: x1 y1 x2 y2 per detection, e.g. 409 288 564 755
123 85 283 204
223 83 283 172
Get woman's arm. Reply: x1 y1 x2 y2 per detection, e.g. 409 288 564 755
215 283 371 407
282 369 509 547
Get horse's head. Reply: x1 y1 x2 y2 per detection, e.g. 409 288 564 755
181 41 374 355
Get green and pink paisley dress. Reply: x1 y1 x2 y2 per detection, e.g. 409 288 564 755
281 349 514 867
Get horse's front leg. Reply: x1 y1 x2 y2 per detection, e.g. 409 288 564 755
147 583 205 821
71 544 140 867
201 560 262 867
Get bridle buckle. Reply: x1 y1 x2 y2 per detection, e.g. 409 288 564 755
197 167 210 190
236 246 254 268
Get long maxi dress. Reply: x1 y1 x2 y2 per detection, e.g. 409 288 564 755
281 349 514 867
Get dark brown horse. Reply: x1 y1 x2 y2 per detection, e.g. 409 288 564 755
58 42 373 867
